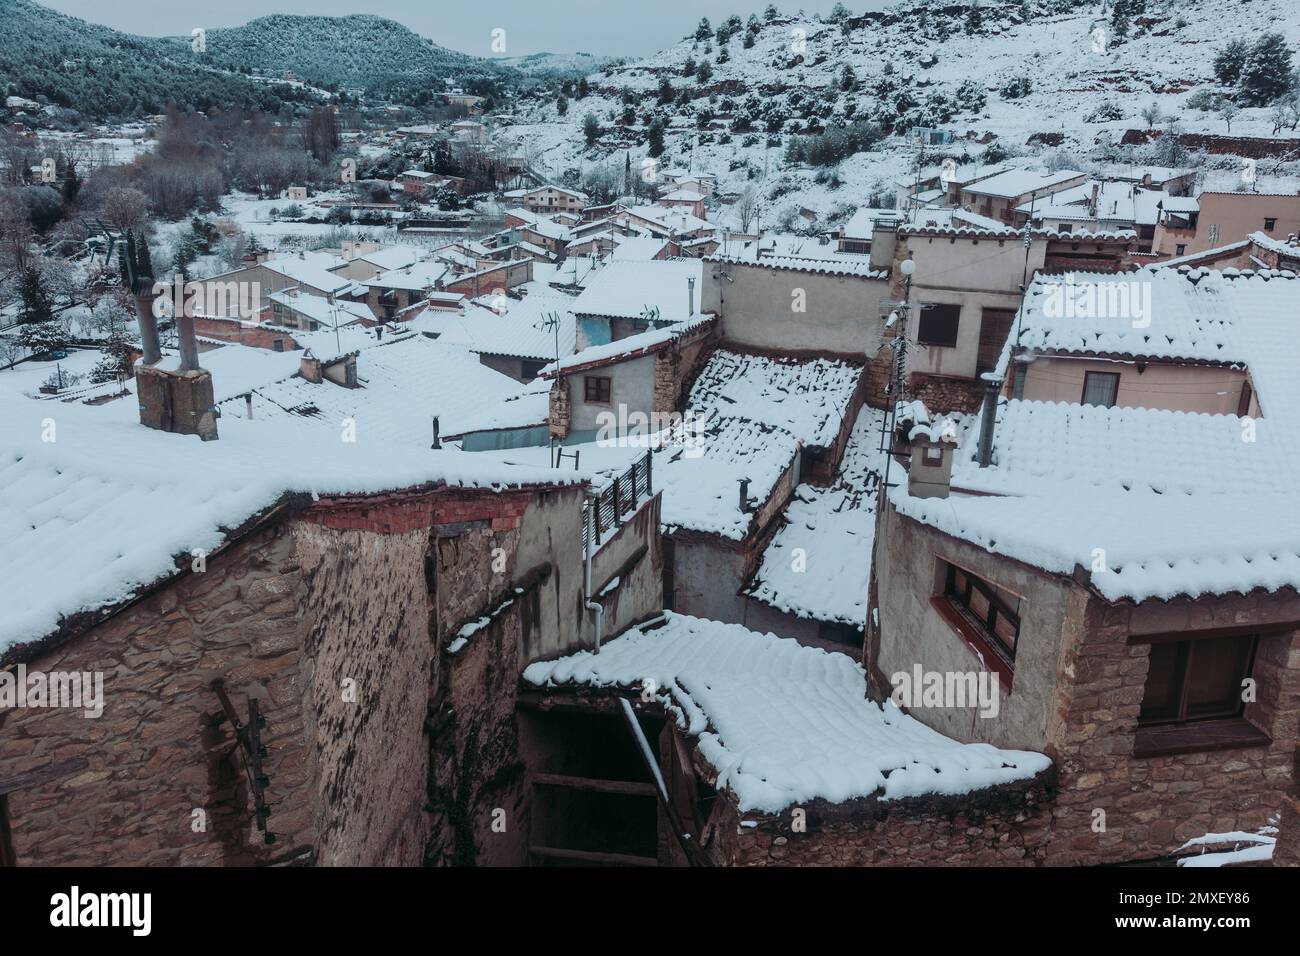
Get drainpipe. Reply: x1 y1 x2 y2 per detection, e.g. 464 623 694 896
977 373 1002 468
583 491 605 654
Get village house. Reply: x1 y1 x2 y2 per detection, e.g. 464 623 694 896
1177 189 1300 255
958 167 1088 224
571 258 705 347
868 265 1300 864
512 185 589 215
0 293 666 867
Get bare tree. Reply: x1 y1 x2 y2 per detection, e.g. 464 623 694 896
736 185 759 232
1217 101 1239 134
1140 101 1163 129
98 186 151 235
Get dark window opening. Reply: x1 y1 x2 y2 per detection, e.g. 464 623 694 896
1264 218 1277 231
0 795 14 866
917 303 960 348
942 561 1021 664
520 359 546 380
1175 244 1186 256
1138 635 1257 727
1012 363 1028 399
584 375 612 404
1082 370 1120 408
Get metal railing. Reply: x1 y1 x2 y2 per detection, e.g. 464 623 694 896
584 450 653 554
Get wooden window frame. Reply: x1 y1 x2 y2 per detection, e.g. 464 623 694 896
1129 627 1274 758
583 375 612 404
931 560 1021 689
1081 370 1120 408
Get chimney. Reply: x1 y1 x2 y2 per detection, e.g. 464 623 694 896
431 416 441 449
1088 182 1100 217
907 428 959 499
687 277 695 317
133 285 163 366
300 348 323 383
976 373 1002 468
738 477 751 513
175 274 201 373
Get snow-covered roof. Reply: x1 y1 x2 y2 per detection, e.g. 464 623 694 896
258 252 353 295
362 259 452 291
0 366 578 655
353 244 430 272
842 206 902 240
268 290 374 326
418 292 576 361
441 381 552 438
896 268 1300 603
962 167 1085 200
621 204 712 235
609 236 669 261
523 612 1050 813
541 313 713 376
1250 231 1300 256
219 335 521 448
660 189 705 202
747 407 885 625
656 350 862 539
1003 268 1246 367
572 258 704 321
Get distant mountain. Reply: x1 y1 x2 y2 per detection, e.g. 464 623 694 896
0 1 514 122
0 0 313 120
202 14 508 99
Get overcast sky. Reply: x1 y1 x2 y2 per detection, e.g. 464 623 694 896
42 0 894 58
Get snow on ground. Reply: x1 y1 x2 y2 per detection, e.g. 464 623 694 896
523 611 1051 814
502 0 1300 231
747 405 886 625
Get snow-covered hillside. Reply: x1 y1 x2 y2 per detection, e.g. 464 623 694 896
500 0 1300 231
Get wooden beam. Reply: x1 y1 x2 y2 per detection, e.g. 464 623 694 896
528 845 658 867
531 773 656 797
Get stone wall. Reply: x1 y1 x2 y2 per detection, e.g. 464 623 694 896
1 521 317 866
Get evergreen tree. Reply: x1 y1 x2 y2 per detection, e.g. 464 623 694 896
966 2 982 34
1238 33 1294 106
17 267 54 325
1213 38 1250 83
556 94 569 116
764 4 779 23
694 18 712 41
583 113 600 146
647 118 666 157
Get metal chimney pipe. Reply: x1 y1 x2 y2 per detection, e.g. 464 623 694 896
175 274 201 372
738 477 750 512
687 277 695 317
977 374 1002 468
431 416 441 449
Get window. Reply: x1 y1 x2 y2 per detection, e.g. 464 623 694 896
917 303 961 348
1081 371 1119 408
1057 223 1072 234
1137 634 1257 727
1175 244 1186 256
272 339 285 352
584 375 612 404
520 359 546 380
942 561 1021 664
1264 217 1277 231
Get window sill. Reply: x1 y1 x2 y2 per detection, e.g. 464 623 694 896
929 596 1013 692
1133 718 1271 758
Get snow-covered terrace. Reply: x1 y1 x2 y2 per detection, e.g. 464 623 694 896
523 612 1051 814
